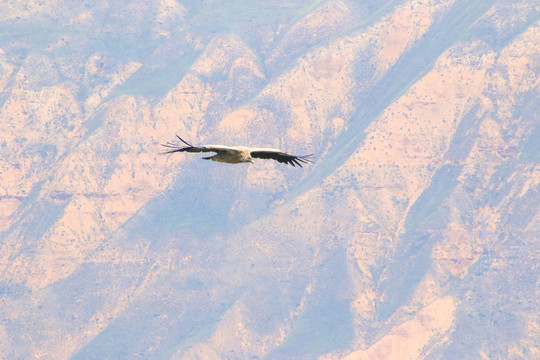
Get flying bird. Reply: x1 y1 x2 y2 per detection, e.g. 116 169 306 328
161 135 312 167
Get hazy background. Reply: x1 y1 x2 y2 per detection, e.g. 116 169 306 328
1 0 539 359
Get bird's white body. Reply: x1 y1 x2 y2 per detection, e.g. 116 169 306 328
161 136 312 168
201 145 253 163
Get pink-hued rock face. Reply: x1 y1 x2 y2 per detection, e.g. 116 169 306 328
0 0 538 359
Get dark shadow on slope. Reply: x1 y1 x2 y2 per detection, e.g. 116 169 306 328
125 164 244 242
375 164 463 321
518 93 540 162
0 181 68 261
71 268 240 360
48 166 249 359
435 90 540 358
287 0 495 203
505 183 540 232
266 248 354 359
439 221 539 359
235 0 403 111
466 2 540 51
403 164 464 232
264 0 402 76
106 33 208 102
521 122 540 162
444 103 483 163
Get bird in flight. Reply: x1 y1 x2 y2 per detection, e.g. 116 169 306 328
161 135 312 167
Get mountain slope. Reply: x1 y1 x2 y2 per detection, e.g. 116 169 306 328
0 0 539 359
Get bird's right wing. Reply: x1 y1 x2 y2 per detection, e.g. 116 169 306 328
250 148 313 167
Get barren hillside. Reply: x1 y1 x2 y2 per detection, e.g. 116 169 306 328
0 0 539 359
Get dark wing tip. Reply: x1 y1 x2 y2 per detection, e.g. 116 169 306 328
175 135 193 147
280 153 313 167
292 154 313 167
159 135 194 155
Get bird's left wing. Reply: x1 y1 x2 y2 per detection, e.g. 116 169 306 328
161 136 237 155
250 148 312 167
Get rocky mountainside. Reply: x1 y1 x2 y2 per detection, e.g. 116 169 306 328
1 0 539 359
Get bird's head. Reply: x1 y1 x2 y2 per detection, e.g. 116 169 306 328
243 154 254 164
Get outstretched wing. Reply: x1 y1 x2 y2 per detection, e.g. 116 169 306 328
160 135 239 155
250 148 313 167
